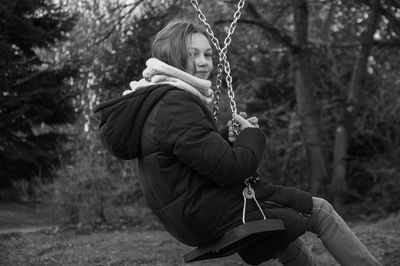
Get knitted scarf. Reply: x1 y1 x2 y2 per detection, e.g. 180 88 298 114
123 58 213 105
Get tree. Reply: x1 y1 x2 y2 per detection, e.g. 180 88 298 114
225 0 328 195
330 0 382 212
204 0 400 211
45 0 400 217
0 0 77 189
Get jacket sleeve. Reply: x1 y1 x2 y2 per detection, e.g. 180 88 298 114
156 90 266 187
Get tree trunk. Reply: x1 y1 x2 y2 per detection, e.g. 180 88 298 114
291 0 328 195
331 0 381 212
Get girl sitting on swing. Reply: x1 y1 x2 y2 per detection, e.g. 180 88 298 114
95 20 382 266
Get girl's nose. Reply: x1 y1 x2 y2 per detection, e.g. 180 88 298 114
197 55 207 66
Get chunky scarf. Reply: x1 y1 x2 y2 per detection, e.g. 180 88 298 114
123 58 213 105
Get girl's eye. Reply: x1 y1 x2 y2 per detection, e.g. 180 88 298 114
205 53 212 58
188 50 197 57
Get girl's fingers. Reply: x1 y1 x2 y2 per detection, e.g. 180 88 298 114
247 116 258 124
232 114 254 129
247 116 259 128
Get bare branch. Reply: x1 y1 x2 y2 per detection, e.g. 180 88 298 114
322 1 347 91
12 71 47 87
309 37 400 48
380 4 400 36
349 0 381 102
240 19 298 50
93 0 145 47
13 56 41 66
271 4 291 26
361 0 400 36
373 40 400 47
246 0 298 51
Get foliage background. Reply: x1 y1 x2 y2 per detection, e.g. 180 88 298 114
1 0 400 225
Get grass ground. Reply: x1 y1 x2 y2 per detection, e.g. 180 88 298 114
0 202 399 266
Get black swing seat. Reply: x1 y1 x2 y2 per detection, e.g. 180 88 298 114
183 219 284 263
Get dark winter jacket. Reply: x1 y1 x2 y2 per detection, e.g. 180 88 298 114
95 84 313 264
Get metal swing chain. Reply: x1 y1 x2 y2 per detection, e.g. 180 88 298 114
191 0 245 123
190 0 224 115
191 1 266 224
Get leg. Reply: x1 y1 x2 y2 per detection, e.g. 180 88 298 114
307 197 382 266
277 238 316 266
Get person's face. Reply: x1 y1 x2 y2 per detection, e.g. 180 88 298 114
185 33 213 80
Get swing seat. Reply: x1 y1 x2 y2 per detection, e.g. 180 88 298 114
183 219 284 263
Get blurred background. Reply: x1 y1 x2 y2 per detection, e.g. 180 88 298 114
1 0 400 229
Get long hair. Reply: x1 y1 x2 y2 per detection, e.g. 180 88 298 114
152 20 210 71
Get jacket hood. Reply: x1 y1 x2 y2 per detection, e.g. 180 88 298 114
94 85 176 160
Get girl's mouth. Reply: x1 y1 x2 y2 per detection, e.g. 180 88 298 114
195 72 208 79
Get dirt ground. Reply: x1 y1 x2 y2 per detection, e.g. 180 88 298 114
0 202 399 266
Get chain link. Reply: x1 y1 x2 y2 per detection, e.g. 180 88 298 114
191 0 245 121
